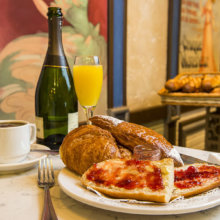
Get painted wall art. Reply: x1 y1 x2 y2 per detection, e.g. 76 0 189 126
0 0 107 122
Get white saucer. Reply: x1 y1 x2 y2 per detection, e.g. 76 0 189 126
0 144 49 173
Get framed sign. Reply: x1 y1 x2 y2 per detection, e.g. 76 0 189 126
168 0 220 78
179 0 220 73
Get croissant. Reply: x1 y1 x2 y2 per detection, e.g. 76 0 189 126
90 115 184 167
60 125 122 175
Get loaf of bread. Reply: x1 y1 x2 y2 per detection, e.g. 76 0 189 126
165 78 184 92
211 87 220 94
82 158 174 203
90 115 184 167
182 76 203 93
202 75 220 92
172 163 220 199
60 125 122 175
165 77 193 92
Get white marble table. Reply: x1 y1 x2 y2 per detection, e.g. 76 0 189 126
0 147 220 220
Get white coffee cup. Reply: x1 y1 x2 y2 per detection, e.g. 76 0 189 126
0 120 36 164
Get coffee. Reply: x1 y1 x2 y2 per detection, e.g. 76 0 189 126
0 122 26 128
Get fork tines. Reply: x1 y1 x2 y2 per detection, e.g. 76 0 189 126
38 157 55 187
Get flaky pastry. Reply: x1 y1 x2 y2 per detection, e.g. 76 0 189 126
60 125 121 175
90 115 184 166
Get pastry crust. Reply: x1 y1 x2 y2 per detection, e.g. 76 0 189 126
90 115 184 166
118 145 132 159
182 76 203 93
60 125 121 175
202 75 220 92
165 77 192 92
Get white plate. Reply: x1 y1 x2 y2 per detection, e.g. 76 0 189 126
0 144 48 173
58 168 220 215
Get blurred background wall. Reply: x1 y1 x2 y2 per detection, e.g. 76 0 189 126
126 0 168 112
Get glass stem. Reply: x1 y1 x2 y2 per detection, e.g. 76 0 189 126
84 107 94 125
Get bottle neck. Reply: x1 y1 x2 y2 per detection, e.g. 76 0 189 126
47 16 64 56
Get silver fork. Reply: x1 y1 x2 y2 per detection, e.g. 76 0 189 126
38 157 58 220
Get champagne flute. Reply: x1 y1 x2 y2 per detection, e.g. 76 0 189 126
73 56 103 124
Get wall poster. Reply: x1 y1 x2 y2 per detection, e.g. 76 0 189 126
179 0 220 73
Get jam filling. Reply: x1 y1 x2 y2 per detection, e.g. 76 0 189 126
174 165 220 189
86 159 164 191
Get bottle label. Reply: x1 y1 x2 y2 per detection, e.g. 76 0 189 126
35 116 44 139
68 112 78 132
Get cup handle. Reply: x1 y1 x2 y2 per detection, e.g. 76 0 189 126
29 123 36 144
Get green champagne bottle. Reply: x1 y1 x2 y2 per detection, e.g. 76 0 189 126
35 7 78 150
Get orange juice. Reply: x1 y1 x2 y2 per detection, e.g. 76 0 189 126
73 65 103 107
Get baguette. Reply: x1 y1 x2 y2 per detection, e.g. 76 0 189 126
82 158 174 203
90 115 184 167
172 163 220 199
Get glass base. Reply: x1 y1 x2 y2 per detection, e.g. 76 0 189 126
82 106 96 125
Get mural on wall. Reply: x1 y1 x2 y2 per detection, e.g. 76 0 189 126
0 0 107 122
179 0 220 73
